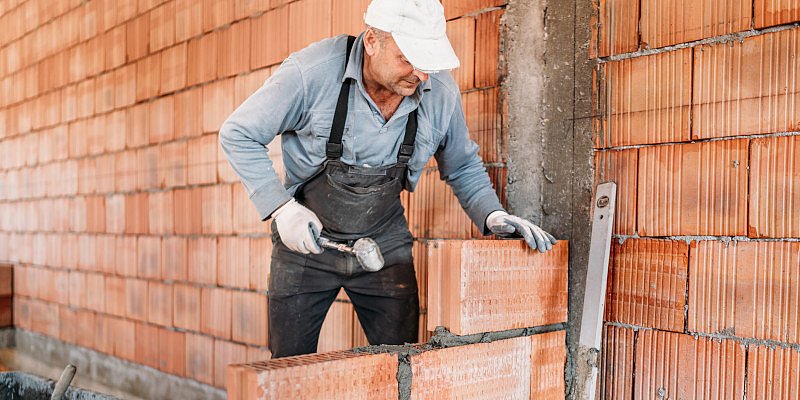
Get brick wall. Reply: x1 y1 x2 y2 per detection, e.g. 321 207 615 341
0 0 509 391
594 0 800 397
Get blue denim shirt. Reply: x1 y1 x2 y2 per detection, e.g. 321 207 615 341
219 33 503 233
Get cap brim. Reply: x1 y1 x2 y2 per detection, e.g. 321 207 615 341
392 33 460 72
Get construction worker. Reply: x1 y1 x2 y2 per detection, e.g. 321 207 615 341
219 0 557 358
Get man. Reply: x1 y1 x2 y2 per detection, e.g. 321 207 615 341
219 0 557 358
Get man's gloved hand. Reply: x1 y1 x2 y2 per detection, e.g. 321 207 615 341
486 210 557 253
271 199 323 254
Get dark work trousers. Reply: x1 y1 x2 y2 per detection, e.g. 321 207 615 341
267 221 419 358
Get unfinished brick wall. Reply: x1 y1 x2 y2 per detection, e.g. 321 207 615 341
0 0 510 391
594 0 800 397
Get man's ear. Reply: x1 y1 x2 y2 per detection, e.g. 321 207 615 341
363 29 379 56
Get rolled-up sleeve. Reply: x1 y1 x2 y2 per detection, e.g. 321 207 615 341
219 58 305 221
435 94 504 234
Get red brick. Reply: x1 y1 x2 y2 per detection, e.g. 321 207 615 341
202 79 234 134
59 306 79 344
148 281 173 326
218 20 251 79
110 317 137 361
105 194 125 234
635 330 745 399
594 149 636 235
116 235 139 277
96 234 117 274
174 283 201 331
187 31 218 86
250 7 289 69
85 36 105 78
606 239 688 331
149 95 174 144
475 10 501 88
68 271 87 308
95 71 115 114
201 184 233 235
174 86 203 138
85 273 106 313
115 150 138 192
463 87 500 163
85 196 107 234
446 17 475 91
160 43 186 94
594 48 692 148
78 158 97 195
228 350 397 400
175 0 203 42
159 328 186 375
126 13 150 62
249 237 271 291
689 241 800 343
136 146 160 190
749 136 800 238
105 109 127 152
530 331 566 398
159 141 187 188
748 345 800 399
127 278 149 322
402 166 479 239
410 337 530 399
235 0 269 20
188 237 218 284
246 346 272 362
138 236 162 279
187 134 218 185
125 192 149 234
442 0 505 20
288 0 332 53
136 52 161 101
148 190 174 235
201 286 232 338
186 332 215 385
162 236 188 281
127 102 150 148
213 339 247 388
641 0 750 49
135 322 160 368
218 237 250 288
232 183 265 234
756 0 800 28
150 1 175 52
203 0 234 32
94 314 115 354
105 275 127 317
114 63 137 108
67 120 88 159
427 240 568 335
598 326 635 400
593 0 639 57
174 187 203 234
104 25 127 70
231 291 267 346
693 28 800 139
637 140 748 236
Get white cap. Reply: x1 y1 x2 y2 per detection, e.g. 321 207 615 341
364 0 460 72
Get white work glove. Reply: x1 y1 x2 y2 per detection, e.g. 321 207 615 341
271 199 323 254
486 210 557 253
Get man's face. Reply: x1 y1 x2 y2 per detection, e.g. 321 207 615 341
366 32 430 97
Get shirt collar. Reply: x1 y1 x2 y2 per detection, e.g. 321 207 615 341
344 33 432 95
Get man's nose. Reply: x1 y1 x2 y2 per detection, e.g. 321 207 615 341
412 69 429 82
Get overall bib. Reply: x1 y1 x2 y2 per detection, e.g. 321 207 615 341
268 36 420 358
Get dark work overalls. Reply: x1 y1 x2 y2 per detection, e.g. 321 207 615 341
268 36 420 358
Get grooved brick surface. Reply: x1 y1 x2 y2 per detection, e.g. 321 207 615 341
750 136 800 238
635 330 745 400
748 345 800 399
606 239 688 332
689 240 800 343
427 240 568 335
595 48 692 148
640 0 750 49
594 149 637 235
410 336 531 400
594 0 639 57
693 28 800 139
637 140 748 236
598 326 634 400
530 331 566 399
755 0 800 28
228 350 398 400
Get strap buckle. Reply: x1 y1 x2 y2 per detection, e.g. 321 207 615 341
326 143 343 159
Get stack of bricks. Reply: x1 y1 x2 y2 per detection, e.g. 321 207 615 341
0 0 516 393
594 0 800 397
229 240 568 399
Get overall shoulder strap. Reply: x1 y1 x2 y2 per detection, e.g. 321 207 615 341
326 35 356 160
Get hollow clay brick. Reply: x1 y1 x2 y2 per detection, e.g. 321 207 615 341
755 0 800 28
749 136 800 238
693 28 800 139
530 331 566 399
447 17 475 91
186 332 215 385
689 240 800 343
410 336 531 399
231 290 268 347
635 330 745 399
427 240 568 335
641 0 750 49
287 0 332 53
218 20 251 79
593 0 639 57
748 344 800 399
637 140 748 236
606 239 688 332
597 325 635 400
442 0 505 20
250 6 289 69
331 0 370 36
160 43 186 95
594 48 692 147
188 236 217 284
201 286 232 339
218 236 250 288
228 350 398 400
174 283 201 332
